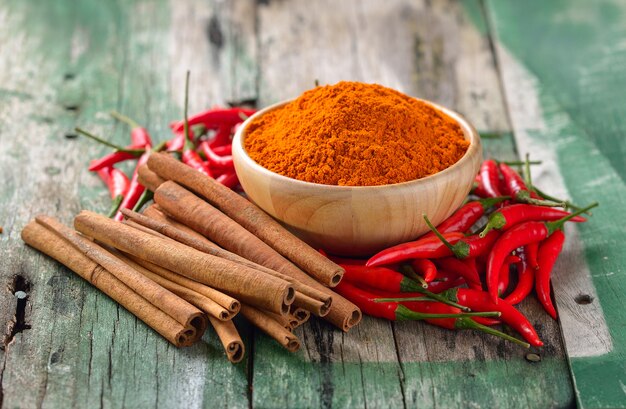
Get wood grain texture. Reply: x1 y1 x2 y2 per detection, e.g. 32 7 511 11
487 0 626 407
233 100 483 255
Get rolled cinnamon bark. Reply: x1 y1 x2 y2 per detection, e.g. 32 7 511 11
266 311 299 330
293 292 329 317
240 305 300 352
290 307 311 323
143 204 217 246
137 163 166 192
208 316 245 364
152 181 360 331
148 152 344 287
123 207 332 308
126 255 239 313
74 210 293 315
21 220 198 347
116 253 234 321
36 215 206 333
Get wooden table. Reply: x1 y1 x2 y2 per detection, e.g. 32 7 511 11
1 1 624 408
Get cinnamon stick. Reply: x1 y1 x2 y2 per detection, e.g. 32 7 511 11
126 255 239 313
240 305 300 352
208 316 245 364
266 311 299 330
116 253 234 321
293 292 329 317
122 207 332 308
143 204 217 246
291 307 311 324
21 220 198 347
147 152 344 287
152 180 360 331
74 210 294 315
137 163 166 192
36 215 206 334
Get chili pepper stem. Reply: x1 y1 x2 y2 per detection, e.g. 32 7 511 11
399 273 471 311
515 190 564 207
546 202 599 235
478 196 510 209
455 317 530 348
501 160 542 166
523 153 533 188
75 128 145 155
400 264 428 288
394 304 500 321
183 71 192 149
106 195 123 218
479 212 506 238
532 186 590 215
423 214 470 258
132 189 154 212
110 111 140 129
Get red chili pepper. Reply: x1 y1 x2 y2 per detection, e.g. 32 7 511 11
108 168 131 199
89 151 141 172
166 130 186 152
341 264 469 310
486 202 597 303
170 108 256 133
499 163 563 207
423 215 501 260
366 232 465 267
179 72 212 177
479 160 503 198
209 125 234 148
110 111 153 148
526 241 540 270
335 281 495 322
480 204 586 237
536 230 565 320
434 257 482 290
113 152 149 221
212 144 232 156
200 141 234 169
472 174 489 198
503 247 535 305
498 255 521 296
422 196 509 239
425 270 466 293
215 171 239 189
441 288 542 347
411 258 437 283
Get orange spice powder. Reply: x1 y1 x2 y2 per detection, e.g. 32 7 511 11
244 81 469 186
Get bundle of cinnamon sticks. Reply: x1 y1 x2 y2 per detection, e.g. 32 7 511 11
22 152 361 363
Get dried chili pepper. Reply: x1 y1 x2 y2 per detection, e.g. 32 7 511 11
535 230 565 320
479 204 586 237
335 281 497 321
486 203 597 302
422 196 509 239
366 232 465 267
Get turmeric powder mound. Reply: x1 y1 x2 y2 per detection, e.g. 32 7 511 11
244 81 469 186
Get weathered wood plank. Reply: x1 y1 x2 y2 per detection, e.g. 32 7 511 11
254 1 572 408
0 1 256 407
486 0 626 407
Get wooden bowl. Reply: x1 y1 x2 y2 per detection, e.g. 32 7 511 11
232 99 482 256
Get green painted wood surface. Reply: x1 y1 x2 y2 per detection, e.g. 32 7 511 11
5 0 624 407
486 1 626 407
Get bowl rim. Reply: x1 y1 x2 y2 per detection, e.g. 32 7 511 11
233 96 481 192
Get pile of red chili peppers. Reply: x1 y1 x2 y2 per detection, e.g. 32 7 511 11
331 158 598 349
77 106 254 221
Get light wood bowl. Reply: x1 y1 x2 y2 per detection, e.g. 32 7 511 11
232 99 482 256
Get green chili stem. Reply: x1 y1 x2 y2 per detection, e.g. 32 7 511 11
106 195 123 218
423 214 469 258
394 304 500 321
546 202 598 234
532 186 590 215
75 128 145 155
502 160 542 166
132 190 154 212
110 110 140 129
400 264 428 288
183 70 192 150
455 317 530 348
523 153 533 188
